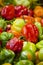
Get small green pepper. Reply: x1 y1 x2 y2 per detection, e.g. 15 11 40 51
14 0 30 7
0 32 14 47
0 32 8 41
35 22 43 40
0 49 15 64
14 0 38 7
36 62 43 65
20 50 35 62
8 32 14 40
38 48 43 61
0 18 7 30
16 60 34 65
36 40 43 49
23 41 36 52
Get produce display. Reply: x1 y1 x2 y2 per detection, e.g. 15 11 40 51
0 0 43 65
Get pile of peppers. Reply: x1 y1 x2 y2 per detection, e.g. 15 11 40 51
0 0 43 65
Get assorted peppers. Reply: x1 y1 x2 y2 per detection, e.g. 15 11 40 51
0 1 43 65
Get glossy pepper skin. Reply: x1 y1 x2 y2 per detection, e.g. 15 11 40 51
6 37 23 53
11 18 25 37
0 49 15 65
0 32 14 47
35 22 43 40
16 60 34 65
21 23 39 43
20 50 35 62
34 6 43 17
11 18 25 32
38 48 43 61
36 40 43 50
14 6 28 17
1 5 15 20
14 0 30 7
23 41 36 52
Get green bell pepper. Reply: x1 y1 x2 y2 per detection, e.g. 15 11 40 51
16 60 34 65
0 49 15 64
20 50 35 62
0 32 14 47
0 18 7 30
36 62 43 65
23 41 36 52
35 22 43 40
14 0 30 7
38 48 43 61
36 40 43 50
14 0 38 8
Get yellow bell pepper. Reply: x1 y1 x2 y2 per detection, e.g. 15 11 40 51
2 63 11 65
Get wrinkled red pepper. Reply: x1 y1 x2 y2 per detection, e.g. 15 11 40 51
6 37 23 53
21 23 39 43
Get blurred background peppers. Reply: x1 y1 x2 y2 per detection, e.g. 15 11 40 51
0 0 39 7
16 60 34 65
2 63 11 65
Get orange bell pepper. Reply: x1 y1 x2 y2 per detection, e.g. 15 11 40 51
34 6 43 17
